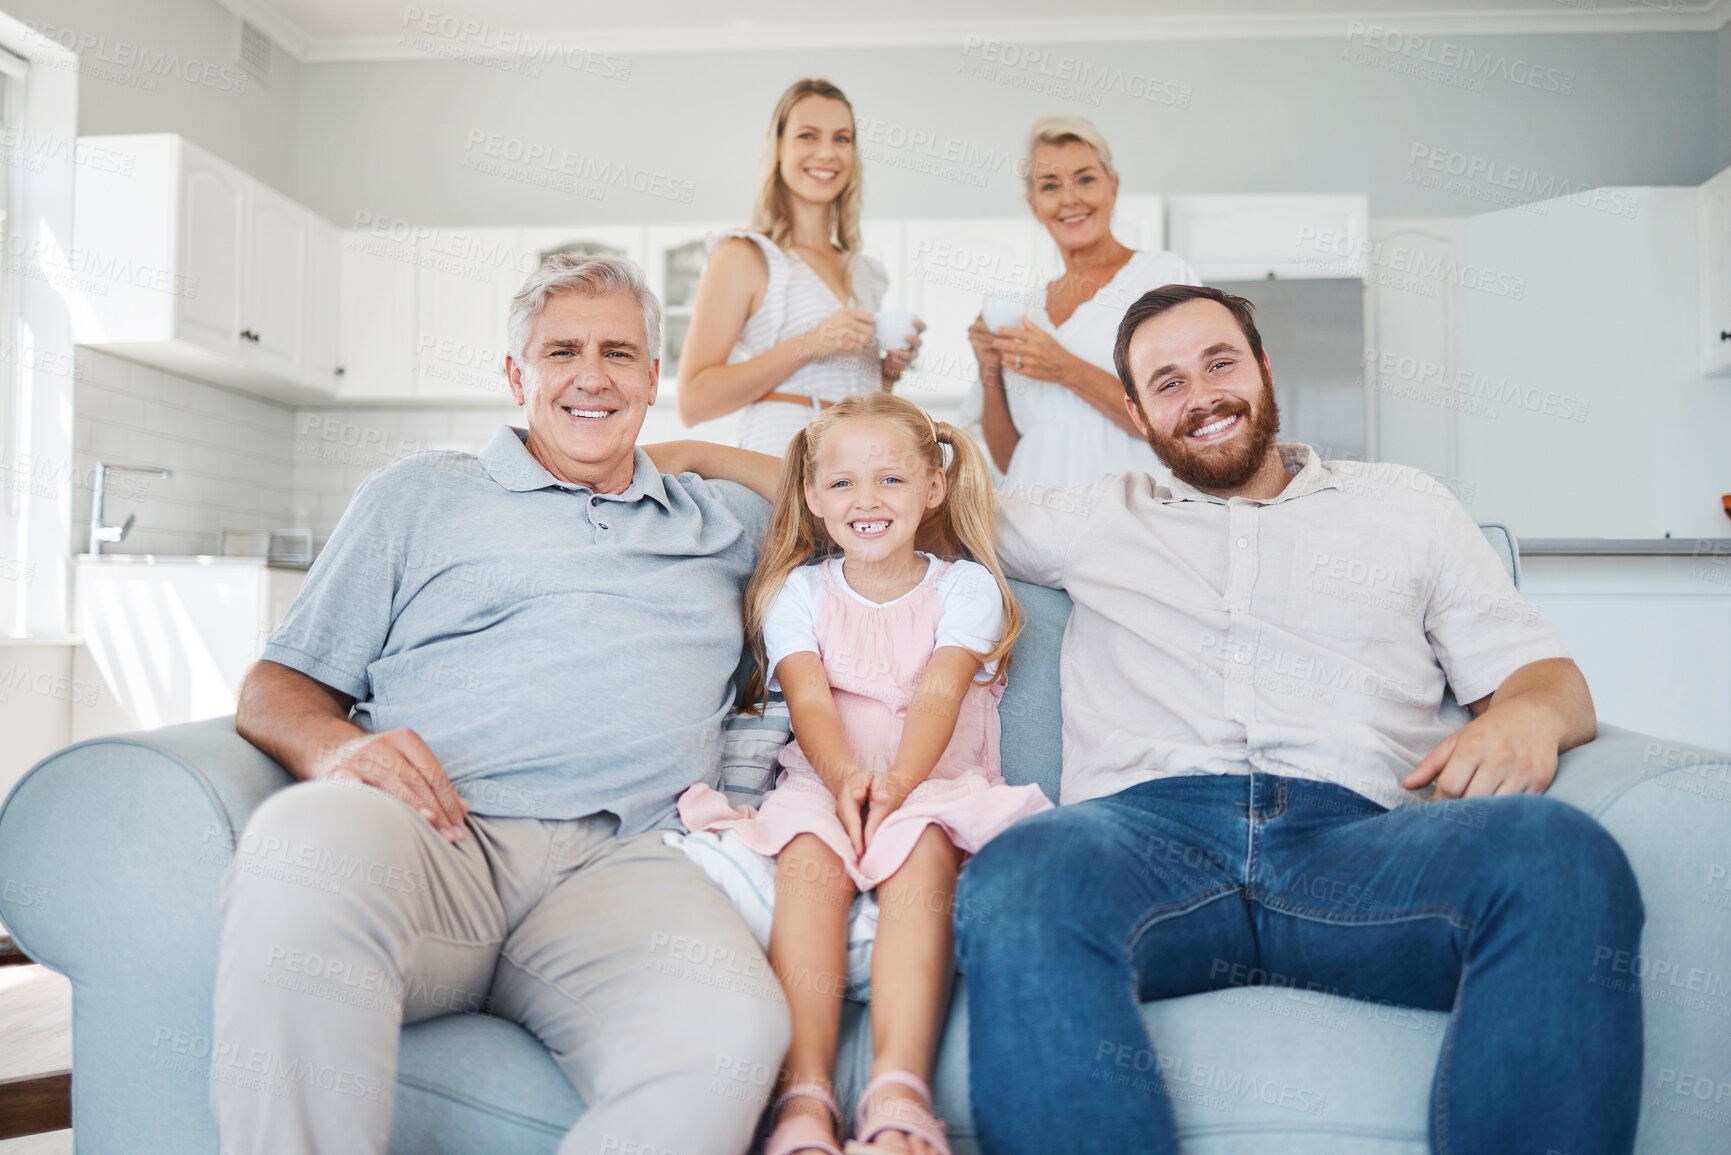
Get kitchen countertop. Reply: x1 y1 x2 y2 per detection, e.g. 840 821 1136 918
1519 538 1731 557
74 553 310 571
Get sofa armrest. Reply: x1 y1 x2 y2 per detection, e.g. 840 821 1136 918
0 716 292 1155
1546 724 1731 1155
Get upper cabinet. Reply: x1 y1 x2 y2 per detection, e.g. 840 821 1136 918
410 227 523 402
1700 164 1731 378
72 135 341 402
336 228 417 401
1166 195 1370 281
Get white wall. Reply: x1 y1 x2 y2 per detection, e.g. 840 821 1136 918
293 32 1719 230
3 0 302 193
73 351 296 556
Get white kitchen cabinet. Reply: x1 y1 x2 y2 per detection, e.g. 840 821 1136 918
1522 555 1731 752
519 225 646 269
335 231 417 400
412 226 521 401
304 218 342 389
72 134 340 403
173 148 247 356
860 220 905 309
244 181 309 379
1167 194 1369 281
71 556 306 740
1700 163 1731 378
646 223 731 384
894 217 1044 412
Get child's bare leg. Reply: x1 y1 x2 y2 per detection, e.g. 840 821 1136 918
770 833 858 1136
866 825 964 1154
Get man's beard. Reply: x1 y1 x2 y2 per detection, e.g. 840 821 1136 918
1139 367 1281 491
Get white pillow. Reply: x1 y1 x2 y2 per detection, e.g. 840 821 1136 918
719 690 792 809
666 828 879 1001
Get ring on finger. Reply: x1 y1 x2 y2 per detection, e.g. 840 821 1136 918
1015 354 1023 370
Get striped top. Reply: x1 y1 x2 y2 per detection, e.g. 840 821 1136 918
707 230 889 456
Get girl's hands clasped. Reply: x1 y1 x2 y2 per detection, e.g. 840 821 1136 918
862 773 909 847
832 759 877 858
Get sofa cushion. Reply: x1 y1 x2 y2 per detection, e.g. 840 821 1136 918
913 980 1444 1155
388 1014 580 1154
999 580 1070 804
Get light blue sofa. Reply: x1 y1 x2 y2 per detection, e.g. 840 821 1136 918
3 537 1730 1154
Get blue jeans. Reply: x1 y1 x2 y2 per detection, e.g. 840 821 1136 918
955 773 1644 1155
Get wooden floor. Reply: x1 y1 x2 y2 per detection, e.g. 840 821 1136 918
0 964 72 1153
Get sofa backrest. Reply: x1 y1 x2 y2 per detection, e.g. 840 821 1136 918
996 525 1522 803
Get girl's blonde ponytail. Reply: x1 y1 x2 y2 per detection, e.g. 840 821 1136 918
929 421 1023 680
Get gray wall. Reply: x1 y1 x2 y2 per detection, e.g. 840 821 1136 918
293 32 1719 229
7 0 302 194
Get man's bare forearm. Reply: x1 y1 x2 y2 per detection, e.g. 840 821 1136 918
1476 657 1597 753
235 660 365 781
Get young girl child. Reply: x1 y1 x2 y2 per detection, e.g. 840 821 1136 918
667 393 1051 1155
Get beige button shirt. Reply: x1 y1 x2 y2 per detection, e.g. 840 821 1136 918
994 445 1569 810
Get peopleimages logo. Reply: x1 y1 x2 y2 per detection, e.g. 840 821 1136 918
959 37 1193 109
1405 145 1640 220
24 21 250 93
1344 23 1575 94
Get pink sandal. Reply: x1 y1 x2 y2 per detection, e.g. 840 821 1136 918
844 1071 950 1155
764 1082 846 1155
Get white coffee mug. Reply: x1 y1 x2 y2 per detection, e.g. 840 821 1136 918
875 310 919 353
981 293 1027 332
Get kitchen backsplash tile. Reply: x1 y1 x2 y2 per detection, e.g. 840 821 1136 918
73 351 296 557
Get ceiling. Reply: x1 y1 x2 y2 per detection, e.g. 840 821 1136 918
222 0 1731 60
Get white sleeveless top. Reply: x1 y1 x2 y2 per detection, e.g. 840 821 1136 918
997 249 1201 490
708 230 889 456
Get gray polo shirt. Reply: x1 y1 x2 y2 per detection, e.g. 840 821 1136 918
262 425 770 835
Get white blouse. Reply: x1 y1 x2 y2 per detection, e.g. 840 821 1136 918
996 249 1201 490
707 230 889 457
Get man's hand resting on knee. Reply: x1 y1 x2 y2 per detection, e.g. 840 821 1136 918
237 659 470 842
1403 657 1597 800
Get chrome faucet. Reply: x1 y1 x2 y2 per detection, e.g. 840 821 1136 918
88 463 172 555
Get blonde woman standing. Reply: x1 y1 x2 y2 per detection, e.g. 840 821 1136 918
678 79 923 456
967 115 1200 488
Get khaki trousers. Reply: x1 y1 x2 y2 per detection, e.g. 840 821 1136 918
214 780 791 1155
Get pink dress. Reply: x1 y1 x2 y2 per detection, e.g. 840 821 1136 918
678 558 1053 890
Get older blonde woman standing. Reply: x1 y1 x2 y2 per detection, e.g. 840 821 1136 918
678 78 922 456
968 116 1200 487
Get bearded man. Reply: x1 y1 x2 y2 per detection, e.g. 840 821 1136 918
957 285 1644 1155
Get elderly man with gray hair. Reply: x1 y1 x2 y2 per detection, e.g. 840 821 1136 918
214 255 790 1155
